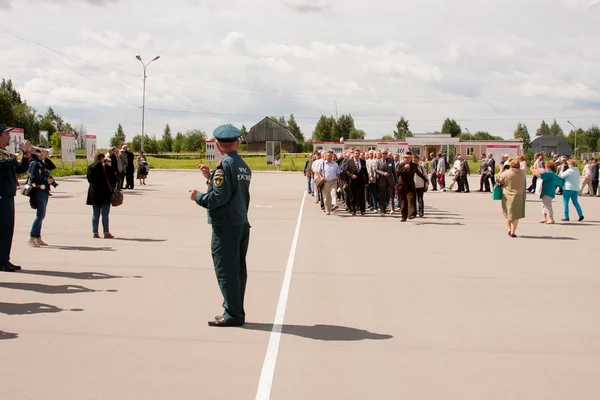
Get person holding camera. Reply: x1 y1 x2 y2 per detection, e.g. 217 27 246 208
27 148 56 247
86 152 116 238
0 124 32 271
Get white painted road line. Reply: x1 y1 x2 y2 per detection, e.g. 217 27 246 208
255 191 307 400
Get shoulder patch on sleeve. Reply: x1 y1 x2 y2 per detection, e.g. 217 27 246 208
213 174 224 188
214 169 224 176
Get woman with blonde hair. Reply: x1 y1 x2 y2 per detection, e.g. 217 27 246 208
496 157 526 237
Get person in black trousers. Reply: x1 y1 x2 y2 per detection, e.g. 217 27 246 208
396 151 428 221
342 149 368 215
125 145 135 189
591 158 599 196
0 125 32 272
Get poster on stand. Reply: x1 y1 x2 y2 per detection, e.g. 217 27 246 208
61 132 76 163
86 135 97 162
205 140 218 161
7 128 24 154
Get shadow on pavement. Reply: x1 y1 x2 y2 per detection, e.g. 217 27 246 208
17 270 139 280
242 323 393 341
0 282 117 294
0 330 18 340
519 235 577 241
45 245 116 252
114 238 167 243
415 222 464 226
0 302 83 315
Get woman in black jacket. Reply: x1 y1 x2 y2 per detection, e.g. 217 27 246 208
87 152 116 238
28 149 56 247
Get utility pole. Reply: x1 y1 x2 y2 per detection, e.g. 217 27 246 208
135 55 160 152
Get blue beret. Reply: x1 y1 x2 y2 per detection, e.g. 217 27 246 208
213 124 241 142
0 124 13 133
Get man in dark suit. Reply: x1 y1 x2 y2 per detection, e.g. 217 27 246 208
338 151 352 210
486 153 496 189
591 158 599 196
343 149 368 215
478 153 490 192
125 145 135 189
375 149 396 214
396 151 428 221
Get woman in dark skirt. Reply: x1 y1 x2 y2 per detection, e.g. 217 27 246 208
86 152 116 238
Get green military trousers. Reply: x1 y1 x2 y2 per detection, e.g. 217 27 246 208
211 223 250 323
0 195 15 265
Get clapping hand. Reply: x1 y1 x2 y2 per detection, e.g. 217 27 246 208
196 164 211 180
189 189 198 201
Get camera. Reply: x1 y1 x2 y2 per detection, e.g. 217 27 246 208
49 176 59 188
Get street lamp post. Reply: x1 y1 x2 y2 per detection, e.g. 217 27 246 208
567 120 578 158
135 55 160 152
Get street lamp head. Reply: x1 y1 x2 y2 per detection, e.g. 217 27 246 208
152 55 160 61
135 55 142 61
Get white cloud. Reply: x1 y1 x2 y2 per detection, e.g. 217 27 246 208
1 0 600 146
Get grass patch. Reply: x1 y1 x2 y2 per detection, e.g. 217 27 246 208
146 155 308 172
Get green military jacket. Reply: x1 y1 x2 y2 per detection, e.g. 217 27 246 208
195 151 251 226
0 149 30 196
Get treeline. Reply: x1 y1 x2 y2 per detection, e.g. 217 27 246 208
108 123 207 153
0 79 84 147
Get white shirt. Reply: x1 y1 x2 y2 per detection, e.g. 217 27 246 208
311 158 324 174
322 161 340 180
520 161 526 171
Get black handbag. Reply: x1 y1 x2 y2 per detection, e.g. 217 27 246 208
103 164 123 207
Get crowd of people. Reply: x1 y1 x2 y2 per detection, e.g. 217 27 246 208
0 122 155 273
303 148 590 231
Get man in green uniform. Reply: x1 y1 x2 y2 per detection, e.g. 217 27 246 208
0 124 32 272
189 124 252 327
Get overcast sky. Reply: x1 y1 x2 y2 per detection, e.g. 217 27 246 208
1 0 599 146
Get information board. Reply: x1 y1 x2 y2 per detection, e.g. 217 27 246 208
7 128 24 154
205 140 218 161
61 132 76 163
86 135 97 162
266 141 281 166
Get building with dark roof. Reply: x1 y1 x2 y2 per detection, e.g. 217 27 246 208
530 136 572 156
245 117 299 152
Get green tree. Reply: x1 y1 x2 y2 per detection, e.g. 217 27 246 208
549 119 564 137
172 132 185 152
0 89 14 125
336 114 355 140
182 129 207 152
287 114 304 143
536 120 551 136
240 124 248 140
110 124 126 148
348 128 365 139
393 116 412 140
513 122 531 151
441 118 461 137
161 123 173 152
586 125 600 152
380 134 394 140
312 115 337 141
271 116 288 128
49 132 61 150
567 128 587 154
1 78 23 105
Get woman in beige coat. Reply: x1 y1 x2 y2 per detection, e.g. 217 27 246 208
496 158 526 238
